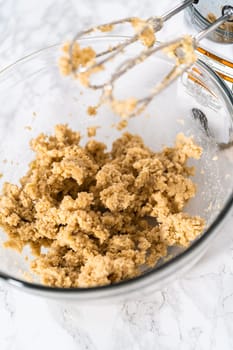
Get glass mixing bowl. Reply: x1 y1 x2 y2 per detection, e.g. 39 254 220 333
0 37 232 302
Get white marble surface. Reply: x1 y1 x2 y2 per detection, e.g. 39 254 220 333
0 0 233 349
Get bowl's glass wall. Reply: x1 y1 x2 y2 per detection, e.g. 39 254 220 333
0 39 232 294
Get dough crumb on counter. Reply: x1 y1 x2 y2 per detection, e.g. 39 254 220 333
87 126 99 137
116 119 128 130
87 105 98 116
0 124 205 288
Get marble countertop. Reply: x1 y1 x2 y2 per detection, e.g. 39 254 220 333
0 0 233 349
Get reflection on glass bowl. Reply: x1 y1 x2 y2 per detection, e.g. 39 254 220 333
0 37 232 301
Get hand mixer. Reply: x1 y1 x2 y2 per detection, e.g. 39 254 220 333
69 1 233 116
70 0 199 71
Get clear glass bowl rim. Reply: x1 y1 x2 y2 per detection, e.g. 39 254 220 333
0 37 232 296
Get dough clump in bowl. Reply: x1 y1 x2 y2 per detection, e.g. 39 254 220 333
0 124 205 287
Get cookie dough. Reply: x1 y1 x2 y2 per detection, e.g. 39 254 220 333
207 12 233 33
131 17 156 47
59 41 102 87
0 125 205 288
87 106 98 116
58 15 156 89
87 126 98 137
